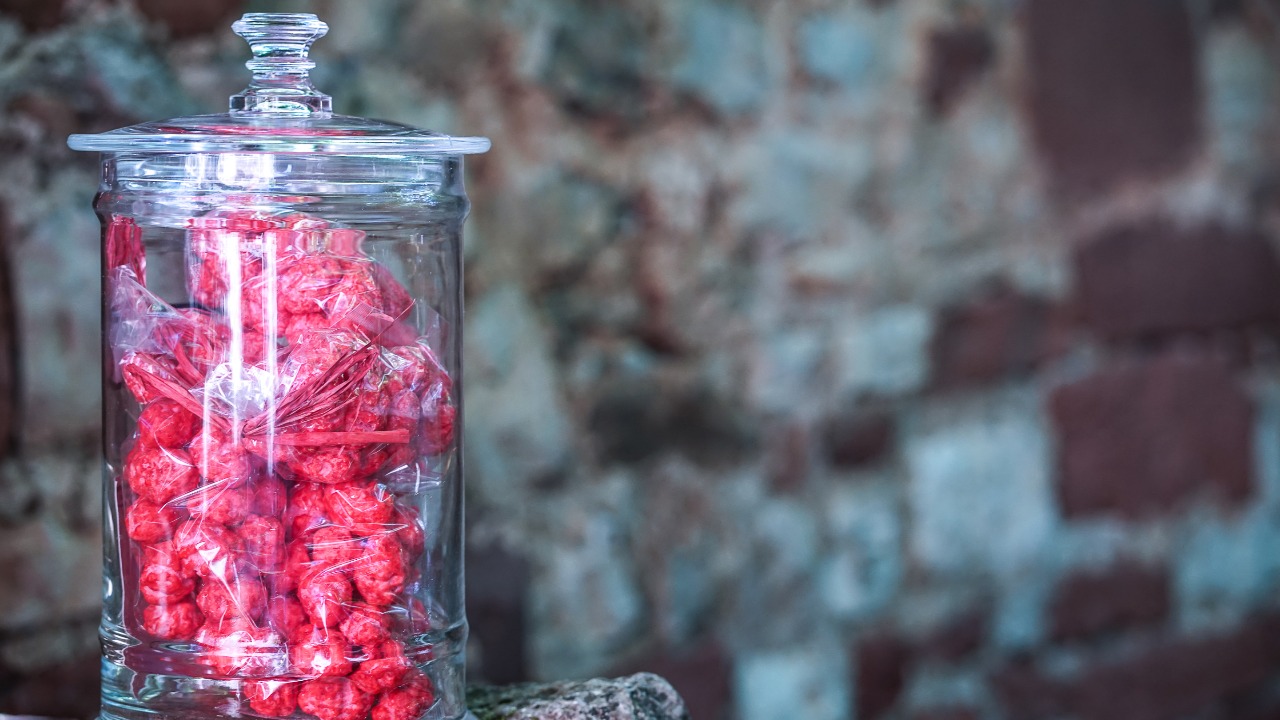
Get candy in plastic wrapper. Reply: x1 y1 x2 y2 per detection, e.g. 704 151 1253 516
142 600 201 640
195 573 268 626
108 213 456 715
285 482 330 536
351 535 407 608
193 434 260 488
392 506 425 561
238 514 285 572
349 651 411 694
287 446 361 485
125 444 199 505
245 678 300 718
299 677 374 720
252 475 288 516
187 483 254 527
139 560 195 605
186 227 262 310
173 520 242 579
137 399 201 448
125 500 181 543
267 595 309 638
308 525 361 570
371 672 435 720
325 480 394 529
297 572 352 628
289 624 355 678
339 603 391 648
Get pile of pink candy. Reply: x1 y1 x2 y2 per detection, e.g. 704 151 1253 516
110 211 453 720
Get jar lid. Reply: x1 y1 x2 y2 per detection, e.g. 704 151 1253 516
67 13 490 156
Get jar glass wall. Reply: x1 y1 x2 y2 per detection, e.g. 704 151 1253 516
93 150 469 720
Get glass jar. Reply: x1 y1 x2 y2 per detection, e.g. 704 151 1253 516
67 13 488 720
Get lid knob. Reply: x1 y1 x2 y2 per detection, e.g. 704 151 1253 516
229 13 332 115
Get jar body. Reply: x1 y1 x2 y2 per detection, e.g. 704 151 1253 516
96 151 467 720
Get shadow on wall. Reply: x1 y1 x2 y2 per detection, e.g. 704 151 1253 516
3 0 1280 719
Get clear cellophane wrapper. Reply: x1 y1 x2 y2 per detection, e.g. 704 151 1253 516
109 210 452 720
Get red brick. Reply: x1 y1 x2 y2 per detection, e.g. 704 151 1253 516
912 709 979 720
1023 0 1201 194
823 410 894 470
917 605 989 662
856 632 914 720
134 0 245 39
923 26 993 116
767 421 811 494
992 614 1280 720
1049 561 1170 642
1050 353 1253 519
0 0 66 32
1074 220 1280 340
610 641 732 720
989 659 1068 720
929 282 1070 391
466 542 530 684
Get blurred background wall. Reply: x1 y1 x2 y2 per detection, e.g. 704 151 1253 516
1 0 1280 718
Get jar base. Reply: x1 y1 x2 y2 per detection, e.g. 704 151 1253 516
98 623 467 720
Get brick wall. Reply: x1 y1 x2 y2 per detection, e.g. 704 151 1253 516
2 1 1280 718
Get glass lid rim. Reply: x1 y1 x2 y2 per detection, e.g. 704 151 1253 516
67 132 492 155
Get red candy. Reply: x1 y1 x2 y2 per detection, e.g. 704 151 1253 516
281 330 362 392
173 520 241 579
125 443 199 505
282 539 316 593
187 227 262 309
267 595 309 638
187 483 253 527
142 600 202 640
290 624 355 678
350 654 411 694
245 679 300 718
370 265 412 320
392 506 425 560
285 482 330 536
288 446 360 485
352 535 406 608
193 434 259 487
195 574 267 626
298 572 352 628
325 481 394 529
238 514 285 572
253 475 288 516
139 561 195 605
137 399 201 448
142 539 182 567
300 677 374 720
125 500 181 543
419 398 455 457
309 525 361 570
339 603 391 647
371 673 435 720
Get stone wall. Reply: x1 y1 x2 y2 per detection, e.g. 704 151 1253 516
1 0 1280 718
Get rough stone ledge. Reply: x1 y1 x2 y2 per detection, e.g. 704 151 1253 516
468 673 689 720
